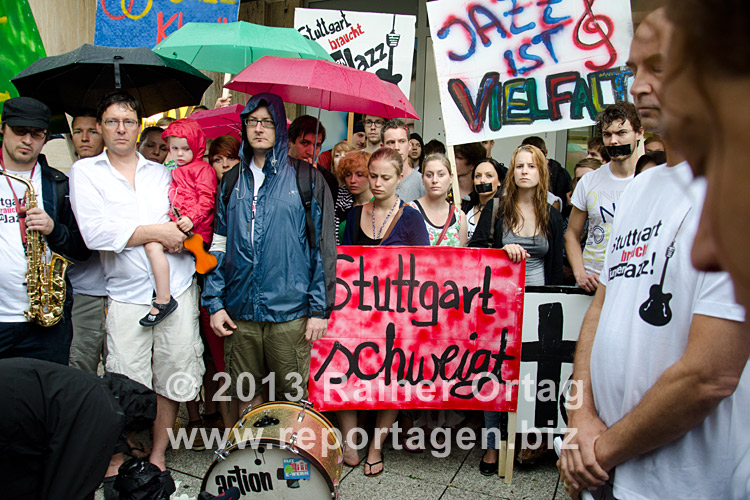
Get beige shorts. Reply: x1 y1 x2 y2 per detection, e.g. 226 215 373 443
225 317 310 402
105 281 205 402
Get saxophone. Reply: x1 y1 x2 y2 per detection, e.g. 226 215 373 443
1 171 71 326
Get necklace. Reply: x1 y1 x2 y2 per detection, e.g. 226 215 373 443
372 197 399 240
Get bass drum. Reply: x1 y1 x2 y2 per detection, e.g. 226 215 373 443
202 401 343 499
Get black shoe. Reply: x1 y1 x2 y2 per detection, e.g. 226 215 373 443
139 296 178 327
479 457 497 476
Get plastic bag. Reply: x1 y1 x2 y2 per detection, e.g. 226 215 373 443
114 458 176 500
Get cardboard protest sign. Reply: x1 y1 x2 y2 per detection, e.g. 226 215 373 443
295 8 416 98
309 246 524 412
426 0 634 145
516 287 593 435
95 0 240 48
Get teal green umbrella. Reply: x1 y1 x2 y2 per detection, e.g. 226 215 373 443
153 21 333 75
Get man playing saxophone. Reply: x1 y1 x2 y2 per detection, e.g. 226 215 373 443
0 97 89 364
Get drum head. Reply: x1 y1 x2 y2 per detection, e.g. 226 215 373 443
202 441 334 499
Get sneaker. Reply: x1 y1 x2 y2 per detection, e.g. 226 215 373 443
139 296 178 327
186 420 206 451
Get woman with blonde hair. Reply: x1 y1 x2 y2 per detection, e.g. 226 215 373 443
470 144 564 473
340 147 429 476
469 144 563 285
409 152 467 246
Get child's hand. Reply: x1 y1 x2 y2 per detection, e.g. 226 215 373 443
214 95 231 108
177 216 194 232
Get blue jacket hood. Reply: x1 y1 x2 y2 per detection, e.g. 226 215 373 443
239 92 288 172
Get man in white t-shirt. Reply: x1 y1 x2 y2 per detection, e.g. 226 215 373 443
559 9 750 500
0 97 89 364
70 91 203 474
565 102 643 292
383 118 425 203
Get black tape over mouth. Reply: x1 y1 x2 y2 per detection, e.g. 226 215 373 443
605 144 632 157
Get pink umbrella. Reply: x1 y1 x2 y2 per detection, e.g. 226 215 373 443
189 104 244 140
191 103 293 140
224 56 418 120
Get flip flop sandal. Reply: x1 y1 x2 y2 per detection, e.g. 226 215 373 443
139 296 178 327
364 453 385 477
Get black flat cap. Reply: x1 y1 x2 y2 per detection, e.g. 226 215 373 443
2 97 51 129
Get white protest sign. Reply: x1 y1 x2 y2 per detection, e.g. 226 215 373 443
516 288 593 435
295 8 416 100
426 0 634 146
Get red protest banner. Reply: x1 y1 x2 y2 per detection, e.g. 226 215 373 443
309 246 524 412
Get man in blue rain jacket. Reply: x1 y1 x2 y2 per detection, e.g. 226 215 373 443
203 93 335 419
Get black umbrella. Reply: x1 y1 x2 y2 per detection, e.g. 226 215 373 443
11 44 213 117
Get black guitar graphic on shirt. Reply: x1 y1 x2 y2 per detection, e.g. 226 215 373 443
639 208 691 327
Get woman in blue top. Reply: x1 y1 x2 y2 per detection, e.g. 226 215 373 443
341 147 429 476
342 147 430 246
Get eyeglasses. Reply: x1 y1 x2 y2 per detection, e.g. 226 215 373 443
10 126 46 140
245 118 275 129
103 119 139 129
365 119 385 128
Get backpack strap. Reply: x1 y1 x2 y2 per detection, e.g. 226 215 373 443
293 158 317 249
487 198 500 248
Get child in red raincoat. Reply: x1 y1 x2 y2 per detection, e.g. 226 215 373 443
140 118 217 326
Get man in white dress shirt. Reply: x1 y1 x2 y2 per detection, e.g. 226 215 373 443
70 91 204 473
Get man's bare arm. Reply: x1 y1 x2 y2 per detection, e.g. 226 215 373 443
560 286 610 491
126 222 186 252
595 314 749 471
565 208 599 292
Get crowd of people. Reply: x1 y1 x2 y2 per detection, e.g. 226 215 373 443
1 0 749 498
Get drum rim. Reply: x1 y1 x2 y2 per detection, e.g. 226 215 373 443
252 401 342 441
201 438 337 495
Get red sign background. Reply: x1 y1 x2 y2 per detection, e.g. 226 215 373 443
309 246 524 411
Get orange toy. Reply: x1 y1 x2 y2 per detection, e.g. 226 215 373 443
173 208 217 274
183 233 217 274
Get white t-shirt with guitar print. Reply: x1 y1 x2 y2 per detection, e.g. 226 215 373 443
590 162 748 500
